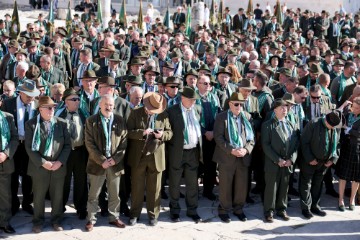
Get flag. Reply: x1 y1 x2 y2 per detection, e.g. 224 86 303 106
209 0 217 27
66 0 72 36
246 0 253 16
163 3 170 28
138 0 143 32
119 0 127 28
47 0 55 37
217 0 224 25
185 5 192 37
275 0 283 25
97 0 103 24
10 0 20 39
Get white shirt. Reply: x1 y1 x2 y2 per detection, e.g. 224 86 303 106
181 104 199 149
16 96 35 139
85 91 96 102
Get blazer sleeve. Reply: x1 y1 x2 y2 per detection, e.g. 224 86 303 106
85 118 107 165
57 120 71 164
112 120 128 164
261 122 281 164
3 114 19 159
25 120 48 167
300 121 316 163
213 113 233 155
127 110 146 140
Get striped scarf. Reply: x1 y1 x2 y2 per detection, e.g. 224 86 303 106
0 111 10 151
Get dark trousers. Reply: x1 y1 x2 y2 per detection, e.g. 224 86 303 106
11 142 33 211
0 174 12 227
169 148 199 216
323 166 335 191
299 164 328 210
218 158 248 215
202 138 217 194
63 146 88 213
119 163 131 211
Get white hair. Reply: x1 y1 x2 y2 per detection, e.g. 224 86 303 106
17 61 29 71
129 86 144 95
241 51 250 59
100 94 114 104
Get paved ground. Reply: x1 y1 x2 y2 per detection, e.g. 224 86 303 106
2 175 360 240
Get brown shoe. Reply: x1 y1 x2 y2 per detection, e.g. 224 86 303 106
32 225 42 234
85 222 94 232
276 211 290 221
109 219 126 228
52 224 63 231
265 215 274 223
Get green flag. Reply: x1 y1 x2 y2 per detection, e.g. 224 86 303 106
163 4 170 28
209 0 217 27
185 6 191 37
66 0 72 36
97 0 103 24
218 0 224 25
119 0 127 28
47 0 55 37
10 0 20 39
138 0 143 32
275 0 283 25
246 0 253 16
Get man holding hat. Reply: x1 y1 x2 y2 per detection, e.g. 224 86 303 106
167 86 203 223
213 92 254 223
25 96 71 233
55 88 89 220
127 92 172 226
84 94 127 231
261 99 299 222
2 80 40 216
299 110 342 219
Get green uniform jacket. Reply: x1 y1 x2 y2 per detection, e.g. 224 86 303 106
302 95 335 125
301 118 341 167
0 112 19 174
261 117 299 173
213 110 255 167
25 116 71 178
127 107 173 172
85 113 127 176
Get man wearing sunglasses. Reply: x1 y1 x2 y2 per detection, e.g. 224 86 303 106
164 76 181 108
55 88 89 220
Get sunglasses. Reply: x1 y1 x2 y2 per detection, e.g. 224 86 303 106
168 86 178 89
41 106 55 110
67 98 80 102
231 102 242 107
310 95 321 99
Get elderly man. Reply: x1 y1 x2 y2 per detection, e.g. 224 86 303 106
215 67 236 109
39 55 65 86
12 61 29 87
213 92 255 223
55 88 89 220
96 52 124 79
0 107 19 234
84 94 128 231
129 86 143 109
50 83 66 103
78 70 99 115
127 92 172 226
167 87 203 223
2 80 40 216
262 99 299 222
164 77 181 108
185 69 199 89
25 96 71 233
7 49 28 81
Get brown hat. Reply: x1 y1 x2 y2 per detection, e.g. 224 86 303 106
17 80 40 97
8 39 19 48
181 86 200 99
26 39 37 48
184 69 199 78
26 65 41 79
73 37 83 44
271 99 288 110
229 92 245 102
38 96 57 108
102 44 116 52
15 48 28 57
216 67 233 77
143 66 160 75
98 76 117 87
170 50 183 59
30 32 41 40
62 88 80 101
109 52 122 62
282 93 296 105
143 92 167 114
238 78 256 90
165 76 181 86
333 59 345 66
129 58 144 66
309 64 323 74
124 75 143 85
163 61 175 69
80 70 98 79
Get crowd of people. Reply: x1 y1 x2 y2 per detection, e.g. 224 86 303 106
0 1 359 235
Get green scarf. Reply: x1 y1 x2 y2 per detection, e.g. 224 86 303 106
227 110 254 148
0 111 10 151
80 89 99 115
320 85 332 100
338 73 356 101
31 114 55 157
41 66 54 83
257 91 274 112
347 113 360 128
196 91 219 129
322 117 337 159
100 112 113 158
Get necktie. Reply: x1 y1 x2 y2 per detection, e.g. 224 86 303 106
24 105 29 124
281 121 290 138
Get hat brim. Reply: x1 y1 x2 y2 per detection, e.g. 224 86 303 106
239 86 257 90
144 70 160 75
180 91 200 100
143 92 167 114
18 87 40 97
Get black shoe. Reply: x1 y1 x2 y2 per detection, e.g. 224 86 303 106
161 190 169 200
77 210 87 220
302 210 314 219
265 214 274 223
203 192 217 201
276 211 290 221
219 214 231 223
0 225 16 234
120 205 130 217
311 208 326 217
129 217 137 226
325 189 339 198
100 209 109 217
234 213 247 222
170 214 180 222
288 188 300 196
338 205 346 212
187 214 202 223
251 186 262 194
22 205 34 215
149 219 158 226
246 196 255 204
180 192 185 198
11 207 19 216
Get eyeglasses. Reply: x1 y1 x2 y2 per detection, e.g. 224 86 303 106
29 28 34 30
199 82 210 86
168 86 179 89
39 30 43 33
231 102 242 107
310 95 321 99
66 98 80 102
41 106 55 110
285 61 293 64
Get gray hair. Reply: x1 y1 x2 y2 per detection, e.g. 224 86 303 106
100 94 114 104
129 86 144 95
17 61 29 71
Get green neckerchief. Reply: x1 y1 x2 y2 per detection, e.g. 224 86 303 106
41 66 54 83
338 73 356 101
322 117 337 159
257 91 274 112
148 113 158 129
164 93 180 107
286 111 296 126
347 112 360 128
320 85 332 100
80 89 99 115
227 110 254 148
100 112 114 158
0 111 10 151
244 98 251 112
180 104 201 145
31 114 55 157
196 91 219 128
